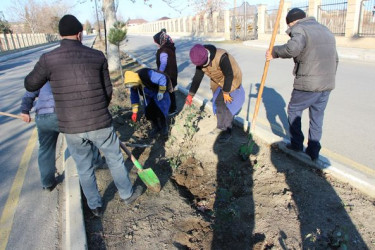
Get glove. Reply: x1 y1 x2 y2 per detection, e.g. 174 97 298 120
185 94 193 106
223 92 233 103
157 92 163 101
131 113 137 122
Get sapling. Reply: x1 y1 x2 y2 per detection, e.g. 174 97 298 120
108 21 127 83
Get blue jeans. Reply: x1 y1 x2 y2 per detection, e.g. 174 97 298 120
65 126 133 209
35 113 60 188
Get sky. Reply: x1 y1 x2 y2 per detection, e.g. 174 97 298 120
0 0 281 23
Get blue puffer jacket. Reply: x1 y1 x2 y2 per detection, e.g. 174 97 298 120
21 82 55 115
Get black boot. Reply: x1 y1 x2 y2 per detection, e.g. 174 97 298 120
160 120 169 138
168 92 177 116
149 120 161 137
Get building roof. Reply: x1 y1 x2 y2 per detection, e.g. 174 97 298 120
157 17 170 21
127 19 148 26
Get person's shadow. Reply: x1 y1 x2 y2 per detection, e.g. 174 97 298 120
250 83 289 138
211 130 265 249
270 144 368 249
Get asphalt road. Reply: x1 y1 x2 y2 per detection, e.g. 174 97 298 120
122 34 375 174
0 35 96 250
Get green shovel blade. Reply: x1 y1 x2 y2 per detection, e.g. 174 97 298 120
138 168 161 192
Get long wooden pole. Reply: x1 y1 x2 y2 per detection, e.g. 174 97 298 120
0 111 33 122
250 0 284 132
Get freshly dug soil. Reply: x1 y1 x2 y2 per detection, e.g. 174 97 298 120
83 45 375 250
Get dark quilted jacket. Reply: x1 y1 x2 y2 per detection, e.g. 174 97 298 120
24 39 112 133
156 43 178 87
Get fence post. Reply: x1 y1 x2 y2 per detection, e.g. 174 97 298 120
213 11 219 34
280 1 292 34
345 0 362 37
224 10 231 40
257 4 266 35
308 0 321 18
1 34 9 51
189 16 193 34
10 33 17 49
182 17 187 34
204 13 209 35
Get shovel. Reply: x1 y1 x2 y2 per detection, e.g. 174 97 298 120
119 141 161 192
240 0 284 160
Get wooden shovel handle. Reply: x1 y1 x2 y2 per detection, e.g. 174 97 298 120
0 111 24 120
119 141 144 171
0 111 34 122
251 0 284 132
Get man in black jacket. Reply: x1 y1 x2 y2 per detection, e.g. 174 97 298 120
25 14 142 217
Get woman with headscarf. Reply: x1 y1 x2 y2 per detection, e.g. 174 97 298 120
153 29 178 116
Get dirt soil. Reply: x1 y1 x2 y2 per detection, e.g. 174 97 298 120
83 42 375 250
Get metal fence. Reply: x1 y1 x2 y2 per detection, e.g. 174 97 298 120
230 7 257 39
318 0 347 36
359 0 375 36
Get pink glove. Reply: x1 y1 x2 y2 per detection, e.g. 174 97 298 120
131 113 137 122
185 94 193 106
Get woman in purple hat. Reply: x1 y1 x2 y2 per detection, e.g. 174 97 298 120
186 44 245 143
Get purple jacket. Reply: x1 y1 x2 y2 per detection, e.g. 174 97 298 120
21 82 55 115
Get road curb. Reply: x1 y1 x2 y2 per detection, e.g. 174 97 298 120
63 137 88 250
62 37 98 250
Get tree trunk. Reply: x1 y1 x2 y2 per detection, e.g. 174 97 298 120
102 0 120 72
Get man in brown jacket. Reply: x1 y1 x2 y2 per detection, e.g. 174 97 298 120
186 44 245 143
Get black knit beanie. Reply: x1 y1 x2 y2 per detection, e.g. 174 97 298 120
286 8 306 24
58 14 83 36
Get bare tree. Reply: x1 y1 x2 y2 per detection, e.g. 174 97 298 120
7 0 69 33
84 0 189 72
187 0 228 15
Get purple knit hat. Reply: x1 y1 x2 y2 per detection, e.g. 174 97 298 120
190 44 208 66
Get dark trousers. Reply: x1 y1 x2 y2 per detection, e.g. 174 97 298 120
169 91 177 112
214 90 234 131
145 99 167 129
287 89 331 158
